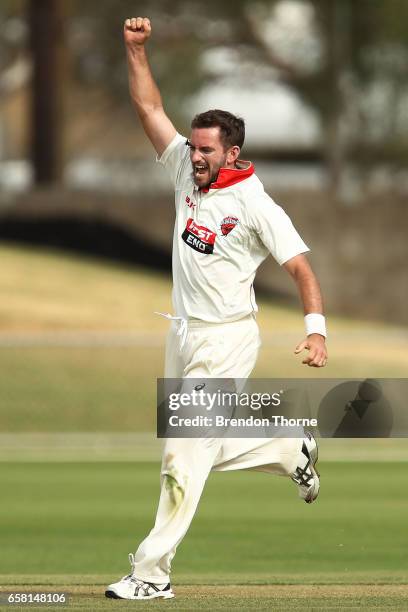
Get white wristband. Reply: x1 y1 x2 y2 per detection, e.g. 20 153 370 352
304 313 327 338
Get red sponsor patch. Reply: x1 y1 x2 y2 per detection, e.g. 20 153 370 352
220 216 239 236
182 218 216 254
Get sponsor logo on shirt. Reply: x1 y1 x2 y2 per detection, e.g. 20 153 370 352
182 218 216 254
220 216 239 236
185 196 196 209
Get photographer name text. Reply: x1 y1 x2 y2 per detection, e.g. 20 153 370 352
168 415 317 428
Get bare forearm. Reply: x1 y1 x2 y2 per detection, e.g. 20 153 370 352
295 268 324 315
283 255 324 314
126 45 163 117
284 255 327 366
123 17 176 156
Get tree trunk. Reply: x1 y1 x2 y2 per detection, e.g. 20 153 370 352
29 0 65 184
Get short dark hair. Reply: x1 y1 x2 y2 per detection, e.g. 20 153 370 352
191 109 245 150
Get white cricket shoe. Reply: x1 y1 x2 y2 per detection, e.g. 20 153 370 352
291 432 320 504
105 553 175 600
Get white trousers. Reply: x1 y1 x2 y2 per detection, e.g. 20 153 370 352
133 315 302 583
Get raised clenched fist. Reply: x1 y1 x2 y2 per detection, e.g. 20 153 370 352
124 17 152 47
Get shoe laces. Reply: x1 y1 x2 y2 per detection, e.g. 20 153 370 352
121 553 140 583
128 552 136 573
122 553 167 592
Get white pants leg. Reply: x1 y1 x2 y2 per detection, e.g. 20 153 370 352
132 316 302 583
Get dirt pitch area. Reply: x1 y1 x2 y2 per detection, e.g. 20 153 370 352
1 584 408 611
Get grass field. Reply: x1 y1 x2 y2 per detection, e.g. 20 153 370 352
1 461 408 610
0 243 407 432
0 243 407 610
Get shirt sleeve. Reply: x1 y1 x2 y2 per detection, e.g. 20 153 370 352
156 132 189 188
250 193 310 265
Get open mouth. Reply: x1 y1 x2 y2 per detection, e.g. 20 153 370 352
194 164 208 176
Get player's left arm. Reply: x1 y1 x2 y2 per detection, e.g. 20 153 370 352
283 253 328 368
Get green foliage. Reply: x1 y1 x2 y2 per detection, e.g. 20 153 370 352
2 0 407 163
68 0 207 124
0 0 27 69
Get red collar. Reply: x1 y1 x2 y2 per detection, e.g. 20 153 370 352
201 160 254 193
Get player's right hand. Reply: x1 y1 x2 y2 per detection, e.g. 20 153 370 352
124 17 151 47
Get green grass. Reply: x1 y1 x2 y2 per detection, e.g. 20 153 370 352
0 347 160 431
0 462 406 577
1 245 407 609
0 243 173 332
0 243 407 432
0 462 407 609
1 585 408 611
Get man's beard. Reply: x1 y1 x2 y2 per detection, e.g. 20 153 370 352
192 158 226 188
192 169 218 188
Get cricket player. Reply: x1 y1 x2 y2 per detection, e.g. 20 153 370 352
105 16 328 601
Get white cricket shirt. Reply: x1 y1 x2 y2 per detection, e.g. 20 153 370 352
157 132 310 323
